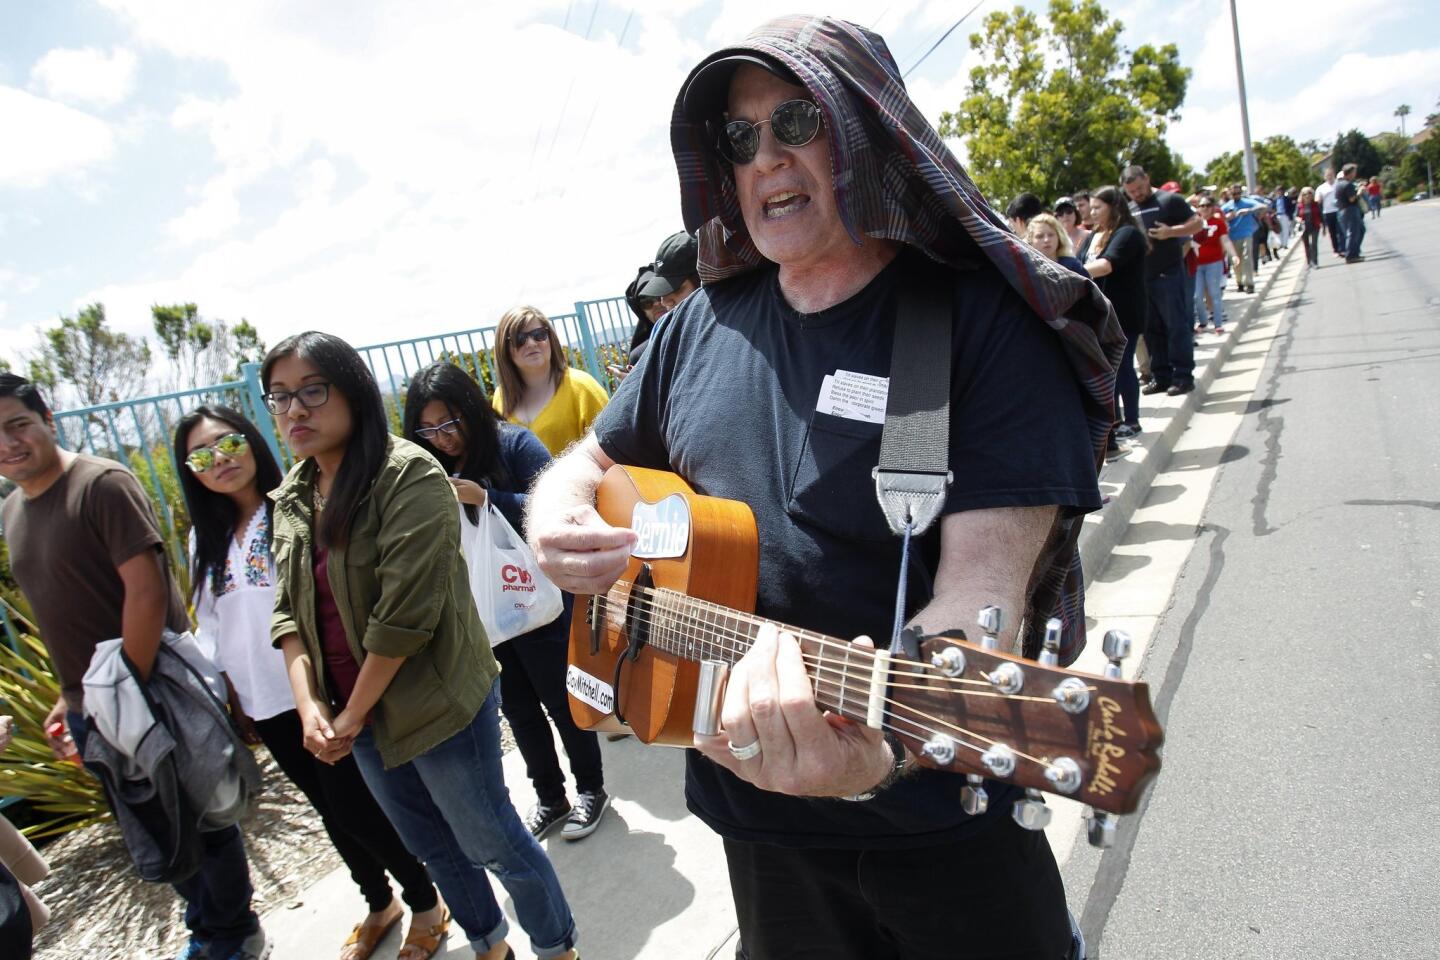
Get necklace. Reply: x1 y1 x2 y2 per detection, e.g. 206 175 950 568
314 489 327 513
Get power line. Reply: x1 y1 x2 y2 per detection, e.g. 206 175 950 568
902 0 985 80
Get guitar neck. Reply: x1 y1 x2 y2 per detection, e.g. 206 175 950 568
603 582 878 725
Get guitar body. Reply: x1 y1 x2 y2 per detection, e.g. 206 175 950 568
567 466 759 745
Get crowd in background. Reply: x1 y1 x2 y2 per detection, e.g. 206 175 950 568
1006 161 1372 456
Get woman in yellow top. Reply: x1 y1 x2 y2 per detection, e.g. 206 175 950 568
491 306 609 456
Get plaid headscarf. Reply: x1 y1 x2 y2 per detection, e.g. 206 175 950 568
669 16 1127 663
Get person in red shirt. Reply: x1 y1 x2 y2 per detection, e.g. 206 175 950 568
1192 197 1238 333
1366 177 1383 219
1295 185 1323 267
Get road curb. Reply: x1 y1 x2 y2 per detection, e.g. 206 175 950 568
1077 239 1302 592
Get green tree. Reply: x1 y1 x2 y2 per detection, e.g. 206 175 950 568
30 303 151 409
1395 103 1410 137
1330 129 1384 178
938 0 1191 201
1204 135 1309 192
152 303 266 389
1371 131 1410 169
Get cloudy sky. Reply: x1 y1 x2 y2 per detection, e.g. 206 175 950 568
3 0 1437 387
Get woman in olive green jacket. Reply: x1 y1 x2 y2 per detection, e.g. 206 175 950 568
264 332 579 960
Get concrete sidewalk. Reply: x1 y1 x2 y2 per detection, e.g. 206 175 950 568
259 244 1299 960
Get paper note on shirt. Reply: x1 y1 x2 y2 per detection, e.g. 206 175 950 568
816 370 889 424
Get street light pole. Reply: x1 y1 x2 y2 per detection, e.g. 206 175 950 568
1228 0 1258 193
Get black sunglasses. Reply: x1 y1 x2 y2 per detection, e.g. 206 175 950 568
510 328 550 347
711 100 824 165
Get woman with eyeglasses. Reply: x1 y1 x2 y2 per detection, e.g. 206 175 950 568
261 333 580 960
491 306 609 457
403 362 608 843
174 405 441 960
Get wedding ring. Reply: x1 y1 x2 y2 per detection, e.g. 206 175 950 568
728 739 762 761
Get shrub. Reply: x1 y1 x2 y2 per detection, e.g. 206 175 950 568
0 594 109 838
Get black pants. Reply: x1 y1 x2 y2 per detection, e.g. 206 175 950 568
1323 211 1343 255
493 600 604 806
725 816 1073 960
70 710 259 954
253 709 436 914
1301 224 1319 265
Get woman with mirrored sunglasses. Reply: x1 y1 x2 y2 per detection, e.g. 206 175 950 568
174 405 441 960
404 362 609 843
491 306 609 456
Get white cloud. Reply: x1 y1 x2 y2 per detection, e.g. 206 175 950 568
1170 46 1440 172
0 86 115 187
29 47 139 109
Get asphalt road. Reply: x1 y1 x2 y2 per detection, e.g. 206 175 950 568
1066 201 1440 959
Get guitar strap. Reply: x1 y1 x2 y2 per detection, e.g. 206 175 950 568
874 255 953 655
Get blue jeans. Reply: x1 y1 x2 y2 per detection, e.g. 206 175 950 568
1143 269 1194 387
1194 261 1226 327
70 711 259 956
350 690 578 958
1341 206 1365 258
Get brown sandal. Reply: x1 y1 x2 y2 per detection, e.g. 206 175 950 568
397 906 451 960
340 911 402 960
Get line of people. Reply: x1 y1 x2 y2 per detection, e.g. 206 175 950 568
0 299 617 960
1008 161 1371 457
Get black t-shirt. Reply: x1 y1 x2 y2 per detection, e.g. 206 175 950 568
1129 188 1195 277
1085 225 1148 338
1334 178 1359 208
592 249 1101 849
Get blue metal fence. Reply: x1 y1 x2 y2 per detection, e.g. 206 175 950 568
17 297 642 592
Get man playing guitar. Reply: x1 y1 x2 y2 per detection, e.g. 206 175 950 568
529 16 1125 960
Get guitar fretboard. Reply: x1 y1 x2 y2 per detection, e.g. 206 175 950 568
601 582 879 724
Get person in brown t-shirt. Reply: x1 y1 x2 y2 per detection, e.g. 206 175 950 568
0 374 267 960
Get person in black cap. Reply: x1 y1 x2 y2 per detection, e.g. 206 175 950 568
639 230 701 315
529 16 1121 960
629 232 699 367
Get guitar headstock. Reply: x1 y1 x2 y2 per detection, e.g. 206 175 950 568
886 609 1163 820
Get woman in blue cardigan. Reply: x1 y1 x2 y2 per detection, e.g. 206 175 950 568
404 362 609 843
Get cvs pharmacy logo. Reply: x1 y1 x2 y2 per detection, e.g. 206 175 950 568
501 565 537 592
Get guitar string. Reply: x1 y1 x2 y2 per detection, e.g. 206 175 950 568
608 585 1034 691
616 583 1080 693
602 588 1075 701
594 597 1058 770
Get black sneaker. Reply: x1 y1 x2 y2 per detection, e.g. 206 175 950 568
1166 382 1195 396
561 789 610 841
1114 423 1142 440
524 799 572 839
1141 381 1170 395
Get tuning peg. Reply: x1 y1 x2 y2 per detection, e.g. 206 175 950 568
980 743 1016 778
1086 808 1118 848
961 774 989 815
1051 676 1090 714
1102 629 1133 680
977 605 1002 650
930 646 966 678
921 734 956 766
1012 789 1052 830
1038 618 1063 666
1043 757 1082 795
986 661 1024 694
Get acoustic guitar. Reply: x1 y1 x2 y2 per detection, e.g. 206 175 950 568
566 465 1163 829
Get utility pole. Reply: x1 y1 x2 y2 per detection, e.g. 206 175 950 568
1228 0 1257 193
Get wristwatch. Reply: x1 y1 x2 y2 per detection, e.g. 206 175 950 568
840 731 911 802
